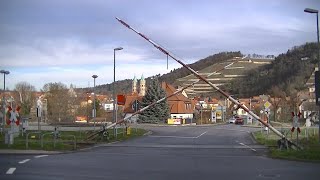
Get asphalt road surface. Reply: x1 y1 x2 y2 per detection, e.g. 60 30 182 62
1 124 319 180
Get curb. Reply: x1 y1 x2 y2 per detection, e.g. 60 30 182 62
241 125 263 128
0 149 62 155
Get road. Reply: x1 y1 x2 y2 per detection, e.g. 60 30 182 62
1 124 319 180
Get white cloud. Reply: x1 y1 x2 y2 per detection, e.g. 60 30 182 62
1 0 318 91
0 38 154 67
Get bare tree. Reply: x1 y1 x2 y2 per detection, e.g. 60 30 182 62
269 86 286 122
13 81 36 116
42 82 70 123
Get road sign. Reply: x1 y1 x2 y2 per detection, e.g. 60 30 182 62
117 95 126 105
293 116 299 128
6 106 20 126
265 108 270 115
291 112 301 133
264 101 271 109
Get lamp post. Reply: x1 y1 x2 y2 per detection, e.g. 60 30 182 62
304 8 320 143
304 8 319 67
92 75 98 130
86 92 89 124
199 101 204 125
0 70 9 132
113 47 123 139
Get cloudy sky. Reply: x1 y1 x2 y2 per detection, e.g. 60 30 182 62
0 0 319 91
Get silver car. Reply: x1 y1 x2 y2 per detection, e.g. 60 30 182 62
228 117 236 123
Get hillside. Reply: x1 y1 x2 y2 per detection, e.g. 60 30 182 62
78 43 317 99
173 57 272 98
229 42 317 98
80 51 243 95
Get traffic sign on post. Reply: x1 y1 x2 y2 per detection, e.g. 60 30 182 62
291 113 301 133
117 95 126 105
265 108 270 115
264 101 271 109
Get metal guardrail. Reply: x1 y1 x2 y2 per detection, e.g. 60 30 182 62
26 131 42 149
41 132 58 148
58 135 76 150
27 130 77 150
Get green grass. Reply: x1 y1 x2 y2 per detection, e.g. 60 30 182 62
253 130 320 162
0 127 147 151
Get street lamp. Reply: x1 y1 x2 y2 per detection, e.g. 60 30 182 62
113 47 123 139
304 8 319 66
113 47 123 125
86 92 90 124
92 75 98 130
304 8 320 143
0 70 9 131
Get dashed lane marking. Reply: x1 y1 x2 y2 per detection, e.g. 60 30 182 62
6 168 16 174
19 159 30 164
196 131 207 138
34 155 49 158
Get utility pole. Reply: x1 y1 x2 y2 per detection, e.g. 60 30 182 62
113 47 123 138
0 70 9 134
304 8 320 143
92 75 98 130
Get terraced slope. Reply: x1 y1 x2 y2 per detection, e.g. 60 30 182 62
175 57 272 97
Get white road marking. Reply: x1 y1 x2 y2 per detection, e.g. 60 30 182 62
19 159 30 164
149 135 196 139
6 168 16 174
34 155 48 158
239 142 257 152
195 131 207 138
150 131 207 139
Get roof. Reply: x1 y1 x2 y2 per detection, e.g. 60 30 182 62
161 82 191 102
162 82 195 114
123 94 143 113
123 81 195 115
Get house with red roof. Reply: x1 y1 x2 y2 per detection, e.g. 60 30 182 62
122 77 195 122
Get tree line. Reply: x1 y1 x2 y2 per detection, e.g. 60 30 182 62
229 42 317 98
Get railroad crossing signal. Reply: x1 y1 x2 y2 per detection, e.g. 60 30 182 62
291 112 301 133
6 106 21 126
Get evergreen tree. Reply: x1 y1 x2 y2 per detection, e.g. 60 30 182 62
139 77 170 123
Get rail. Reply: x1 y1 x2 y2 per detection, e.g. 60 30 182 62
26 131 42 149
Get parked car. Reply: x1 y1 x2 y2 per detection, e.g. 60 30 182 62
228 117 236 123
235 117 244 125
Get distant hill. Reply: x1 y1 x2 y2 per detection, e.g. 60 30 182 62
158 51 242 85
229 42 317 98
79 51 243 95
173 57 273 98
78 43 317 99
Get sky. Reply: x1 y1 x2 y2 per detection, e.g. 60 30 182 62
0 0 319 91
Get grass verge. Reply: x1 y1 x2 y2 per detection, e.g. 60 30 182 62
253 130 320 162
0 127 147 151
